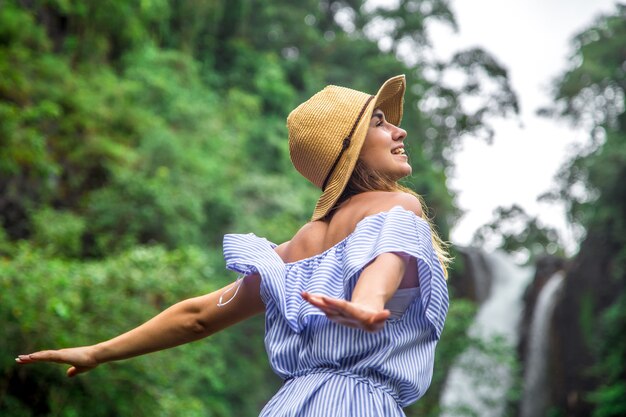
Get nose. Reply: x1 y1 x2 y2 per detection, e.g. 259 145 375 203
392 125 407 141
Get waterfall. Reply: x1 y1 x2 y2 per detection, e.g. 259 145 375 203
440 250 533 417
460 246 494 303
519 272 565 417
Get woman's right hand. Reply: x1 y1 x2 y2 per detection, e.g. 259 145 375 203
16 346 99 378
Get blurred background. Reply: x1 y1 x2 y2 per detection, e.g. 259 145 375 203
0 1 624 416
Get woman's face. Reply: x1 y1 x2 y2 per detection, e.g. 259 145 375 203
358 108 411 180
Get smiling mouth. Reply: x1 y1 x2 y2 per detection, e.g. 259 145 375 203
391 148 406 155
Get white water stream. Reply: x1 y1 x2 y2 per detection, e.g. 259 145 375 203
440 250 533 417
519 272 565 417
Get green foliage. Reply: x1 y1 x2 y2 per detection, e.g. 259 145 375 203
231 173 317 243
578 292 597 351
0 225 12 256
587 294 626 417
31 208 85 258
82 47 241 252
542 5 626 234
546 406 566 417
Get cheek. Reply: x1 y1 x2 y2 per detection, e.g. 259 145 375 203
357 142 376 165
358 147 385 170
360 137 385 159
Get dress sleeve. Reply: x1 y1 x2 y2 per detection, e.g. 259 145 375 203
343 206 449 339
222 232 287 307
222 233 333 333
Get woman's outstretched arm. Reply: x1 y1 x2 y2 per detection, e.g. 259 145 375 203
16 273 264 377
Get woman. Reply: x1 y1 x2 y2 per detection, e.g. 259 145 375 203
17 75 450 416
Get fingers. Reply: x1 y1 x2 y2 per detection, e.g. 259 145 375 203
16 350 67 364
17 351 97 378
302 292 390 332
66 366 92 378
326 311 388 332
302 292 344 315
67 366 90 378
16 352 49 364
15 355 30 364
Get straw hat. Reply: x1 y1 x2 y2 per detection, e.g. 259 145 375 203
288 75 406 221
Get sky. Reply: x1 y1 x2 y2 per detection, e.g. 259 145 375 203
427 0 620 253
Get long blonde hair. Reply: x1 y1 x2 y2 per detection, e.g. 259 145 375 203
329 160 451 277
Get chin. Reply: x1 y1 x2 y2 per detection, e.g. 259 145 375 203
391 169 412 181
397 165 412 179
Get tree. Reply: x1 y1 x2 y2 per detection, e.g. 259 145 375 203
472 205 564 263
541 5 626 417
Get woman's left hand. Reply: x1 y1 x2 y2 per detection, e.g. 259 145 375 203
301 292 390 332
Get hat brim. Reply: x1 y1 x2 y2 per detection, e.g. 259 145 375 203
310 75 406 221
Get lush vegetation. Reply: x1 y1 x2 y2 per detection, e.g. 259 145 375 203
0 1 520 416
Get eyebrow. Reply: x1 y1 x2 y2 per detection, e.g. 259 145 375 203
371 111 384 121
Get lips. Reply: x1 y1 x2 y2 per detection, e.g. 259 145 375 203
391 146 406 155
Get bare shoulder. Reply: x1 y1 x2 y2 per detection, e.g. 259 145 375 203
360 191 423 218
272 221 328 263
273 240 291 261
271 191 423 264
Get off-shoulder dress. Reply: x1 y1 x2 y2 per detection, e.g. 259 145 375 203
222 206 449 416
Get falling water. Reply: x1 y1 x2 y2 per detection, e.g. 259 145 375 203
519 272 565 417
440 250 533 417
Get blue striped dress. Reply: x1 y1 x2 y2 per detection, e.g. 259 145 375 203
223 206 449 416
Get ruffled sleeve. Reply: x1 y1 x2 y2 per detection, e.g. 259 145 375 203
222 232 287 309
223 232 328 333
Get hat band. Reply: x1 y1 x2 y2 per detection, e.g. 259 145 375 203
321 95 375 191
